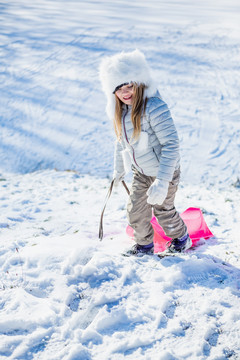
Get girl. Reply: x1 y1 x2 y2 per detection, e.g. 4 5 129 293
99 49 192 256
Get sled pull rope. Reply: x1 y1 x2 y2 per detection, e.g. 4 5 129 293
99 180 130 241
121 180 130 196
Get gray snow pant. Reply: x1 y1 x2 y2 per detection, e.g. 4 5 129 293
127 167 187 246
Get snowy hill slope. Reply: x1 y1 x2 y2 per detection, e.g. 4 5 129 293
0 1 240 359
1 0 240 185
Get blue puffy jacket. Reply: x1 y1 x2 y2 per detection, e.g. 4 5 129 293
114 92 180 182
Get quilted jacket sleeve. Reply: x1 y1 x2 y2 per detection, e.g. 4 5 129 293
113 139 125 177
148 97 180 182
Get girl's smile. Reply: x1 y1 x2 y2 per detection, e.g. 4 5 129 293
115 84 134 105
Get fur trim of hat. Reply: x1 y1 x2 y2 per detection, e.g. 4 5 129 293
99 49 157 119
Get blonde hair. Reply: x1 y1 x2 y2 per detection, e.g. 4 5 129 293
114 83 147 141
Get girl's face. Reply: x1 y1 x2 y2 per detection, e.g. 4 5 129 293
115 84 134 105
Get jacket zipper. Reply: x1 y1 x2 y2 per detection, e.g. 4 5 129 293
123 107 144 174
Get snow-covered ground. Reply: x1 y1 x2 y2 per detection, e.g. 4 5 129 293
0 1 240 359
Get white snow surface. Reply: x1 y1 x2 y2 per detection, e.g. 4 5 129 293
0 1 240 359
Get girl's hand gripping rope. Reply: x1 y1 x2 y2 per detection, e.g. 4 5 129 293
113 171 125 187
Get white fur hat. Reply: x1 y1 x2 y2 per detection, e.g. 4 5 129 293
99 49 157 119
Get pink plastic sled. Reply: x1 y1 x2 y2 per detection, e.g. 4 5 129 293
126 207 214 253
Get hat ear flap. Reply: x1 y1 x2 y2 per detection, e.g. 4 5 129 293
106 94 116 120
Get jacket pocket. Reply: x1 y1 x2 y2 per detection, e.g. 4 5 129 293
152 147 159 162
136 131 149 154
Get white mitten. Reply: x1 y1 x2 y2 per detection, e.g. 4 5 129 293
113 171 125 187
147 179 169 205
